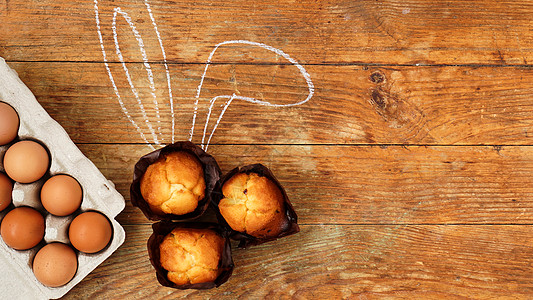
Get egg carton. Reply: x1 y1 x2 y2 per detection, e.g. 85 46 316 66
0 57 126 299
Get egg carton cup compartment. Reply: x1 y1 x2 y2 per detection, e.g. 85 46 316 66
0 57 126 299
0 145 6 172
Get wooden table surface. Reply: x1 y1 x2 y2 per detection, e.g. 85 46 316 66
2 0 533 299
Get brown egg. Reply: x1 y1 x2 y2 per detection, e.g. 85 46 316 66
0 173 13 212
3 140 49 183
41 175 82 216
0 102 19 146
33 243 78 287
69 211 112 253
0 206 45 250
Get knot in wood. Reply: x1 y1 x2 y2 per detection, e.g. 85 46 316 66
370 88 386 109
369 71 386 84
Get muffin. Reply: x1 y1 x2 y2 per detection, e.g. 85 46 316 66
219 172 286 238
140 151 206 216
159 227 224 285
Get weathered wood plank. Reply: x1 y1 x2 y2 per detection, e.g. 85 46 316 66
76 144 533 225
62 224 533 299
8 62 533 145
3 1 532 298
1 0 533 65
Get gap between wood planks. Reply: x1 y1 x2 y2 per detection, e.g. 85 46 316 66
4 60 533 68
120 223 533 227
72 142 533 147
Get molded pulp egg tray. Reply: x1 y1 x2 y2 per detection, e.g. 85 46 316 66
0 57 126 299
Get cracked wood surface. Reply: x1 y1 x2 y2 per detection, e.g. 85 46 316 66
1 0 533 65
7 62 533 146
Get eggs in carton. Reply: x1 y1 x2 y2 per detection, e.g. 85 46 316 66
0 57 126 300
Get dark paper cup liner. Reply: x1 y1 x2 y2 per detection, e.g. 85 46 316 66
147 221 234 289
212 164 299 248
130 141 221 221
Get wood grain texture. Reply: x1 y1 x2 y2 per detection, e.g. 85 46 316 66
62 224 533 299
1 0 533 65
76 144 533 225
7 62 533 145
2 0 533 298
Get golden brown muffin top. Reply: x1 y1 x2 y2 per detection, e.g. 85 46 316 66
219 173 285 238
140 151 206 215
159 228 224 285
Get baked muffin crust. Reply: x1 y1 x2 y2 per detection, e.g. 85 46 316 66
140 151 206 215
219 172 285 238
159 228 224 285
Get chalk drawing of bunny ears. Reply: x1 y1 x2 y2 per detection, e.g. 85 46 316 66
93 0 314 151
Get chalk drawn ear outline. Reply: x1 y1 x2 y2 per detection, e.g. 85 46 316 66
190 40 315 150
112 7 162 144
144 0 175 143
95 0 315 151
94 0 175 149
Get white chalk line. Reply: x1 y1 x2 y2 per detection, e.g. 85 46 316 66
144 0 175 143
95 3 314 151
191 40 315 149
93 0 155 150
201 94 236 151
112 8 160 145
113 7 162 144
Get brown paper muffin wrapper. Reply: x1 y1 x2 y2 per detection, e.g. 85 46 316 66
130 141 221 221
147 222 234 289
212 164 300 248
